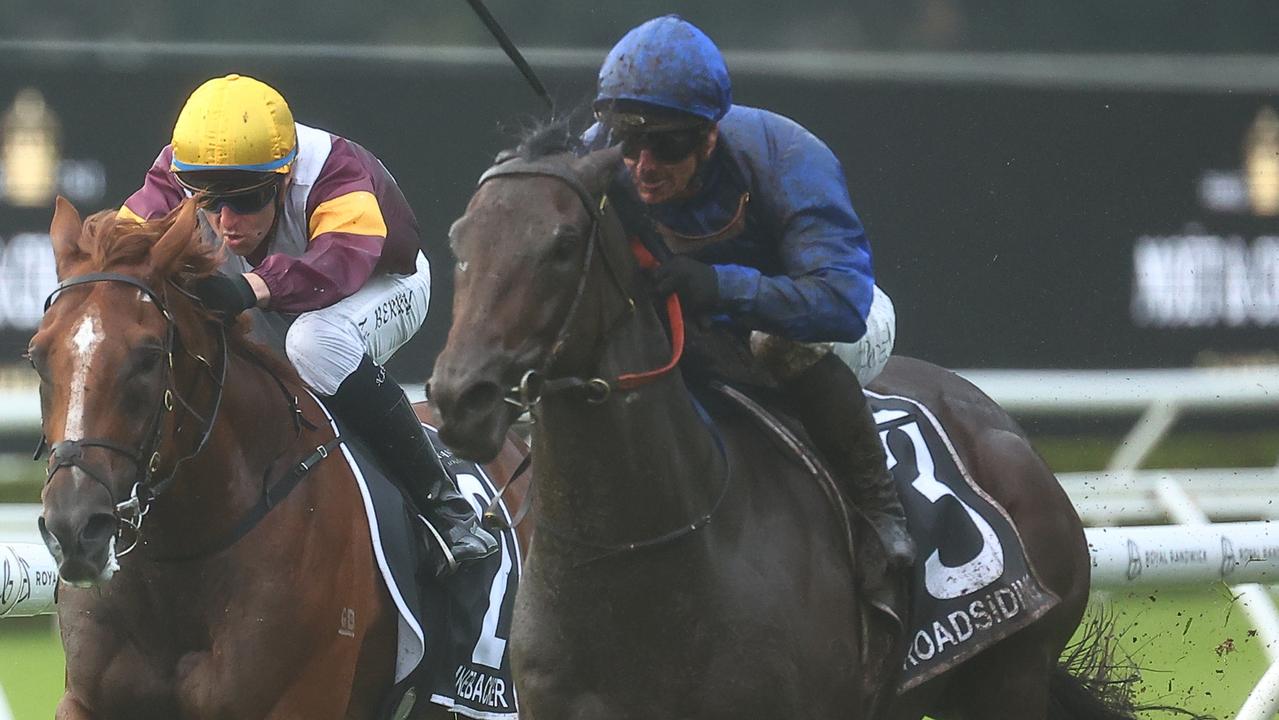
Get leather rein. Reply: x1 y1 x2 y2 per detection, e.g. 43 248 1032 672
36 273 228 555
36 272 330 559
473 155 732 561
476 156 686 412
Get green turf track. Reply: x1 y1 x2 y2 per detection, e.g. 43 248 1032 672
0 617 63 720
3 429 1275 717
0 587 1268 718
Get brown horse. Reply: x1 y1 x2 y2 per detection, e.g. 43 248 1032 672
31 199 530 720
429 137 1137 720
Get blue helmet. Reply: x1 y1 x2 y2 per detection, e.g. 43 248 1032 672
595 15 732 123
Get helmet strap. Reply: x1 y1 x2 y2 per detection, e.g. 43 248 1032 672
680 139 719 199
261 177 289 248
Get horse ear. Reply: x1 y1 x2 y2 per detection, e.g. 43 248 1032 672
572 145 623 198
49 196 86 278
150 200 198 277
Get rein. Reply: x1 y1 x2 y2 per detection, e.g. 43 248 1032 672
38 272 228 554
473 153 723 555
37 271 331 558
535 395 733 567
477 156 685 411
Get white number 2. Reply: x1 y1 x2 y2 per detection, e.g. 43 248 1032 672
454 472 512 669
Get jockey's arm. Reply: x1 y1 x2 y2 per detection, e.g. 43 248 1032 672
251 226 383 313
118 146 186 222
249 141 394 314
712 123 874 344
251 193 386 313
242 272 271 306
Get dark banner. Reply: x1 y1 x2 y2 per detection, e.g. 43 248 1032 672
1 56 1276 378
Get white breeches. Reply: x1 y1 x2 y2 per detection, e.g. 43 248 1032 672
285 253 431 395
832 284 896 385
750 284 896 386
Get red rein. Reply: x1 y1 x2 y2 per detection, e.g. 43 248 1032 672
616 240 686 390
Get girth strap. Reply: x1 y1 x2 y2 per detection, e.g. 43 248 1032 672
152 437 343 562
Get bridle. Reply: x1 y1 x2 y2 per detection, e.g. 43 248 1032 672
472 153 723 560
36 272 228 555
476 154 685 412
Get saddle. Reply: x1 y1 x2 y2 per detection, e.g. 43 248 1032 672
679 322 1058 702
335 427 521 720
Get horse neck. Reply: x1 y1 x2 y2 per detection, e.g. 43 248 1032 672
533 297 722 547
141 345 304 551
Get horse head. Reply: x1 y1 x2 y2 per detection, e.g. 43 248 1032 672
30 198 227 586
430 142 627 462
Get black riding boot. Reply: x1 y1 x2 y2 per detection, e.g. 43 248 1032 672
784 353 915 569
324 356 498 573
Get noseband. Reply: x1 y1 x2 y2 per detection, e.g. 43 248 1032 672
37 272 228 554
476 155 684 411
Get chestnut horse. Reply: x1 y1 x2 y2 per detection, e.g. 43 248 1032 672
429 139 1138 719
31 199 530 720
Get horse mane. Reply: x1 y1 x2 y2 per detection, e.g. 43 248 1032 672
511 108 591 160
77 205 302 387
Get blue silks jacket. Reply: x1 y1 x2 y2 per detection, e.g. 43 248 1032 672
587 105 875 344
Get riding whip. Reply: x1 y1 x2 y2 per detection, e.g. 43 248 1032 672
462 0 555 111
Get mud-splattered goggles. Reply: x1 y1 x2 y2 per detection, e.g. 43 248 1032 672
176 171 281 215
617 128 708 163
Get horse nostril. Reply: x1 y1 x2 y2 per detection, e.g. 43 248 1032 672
38 515 64 559
456 381 503 418
81 513 118 548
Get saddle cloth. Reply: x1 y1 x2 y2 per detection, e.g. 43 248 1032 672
708 381 1059 698
326 407 521 720
869 392 1058 693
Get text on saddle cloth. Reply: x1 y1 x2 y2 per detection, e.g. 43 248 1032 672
869 393 1059 694
332 415 522 720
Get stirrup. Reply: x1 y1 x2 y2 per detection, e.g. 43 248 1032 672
452 531 500 563
869 515 915 569
418 518 498 576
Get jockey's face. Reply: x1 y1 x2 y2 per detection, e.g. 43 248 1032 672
198 179 283 257
623 126 718 205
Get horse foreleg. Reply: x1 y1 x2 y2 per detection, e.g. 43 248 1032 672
174 637 361 720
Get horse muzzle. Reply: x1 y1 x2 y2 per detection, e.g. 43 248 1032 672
429 371 518 463
39 504 121 587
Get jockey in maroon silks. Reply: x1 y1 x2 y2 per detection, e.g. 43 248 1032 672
120 74 497 572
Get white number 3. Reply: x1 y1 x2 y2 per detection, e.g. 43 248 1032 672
878 416 1004 600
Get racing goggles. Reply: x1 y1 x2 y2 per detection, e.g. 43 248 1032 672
176 171 281 215
617 127 707 163
193 182 280 215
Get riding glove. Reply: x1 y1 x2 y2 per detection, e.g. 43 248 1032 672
193 273 257 320
650 256 719 312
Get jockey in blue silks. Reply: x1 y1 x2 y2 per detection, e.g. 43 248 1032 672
587 15 913 567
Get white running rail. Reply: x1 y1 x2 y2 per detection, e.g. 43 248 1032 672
4 366 1279 717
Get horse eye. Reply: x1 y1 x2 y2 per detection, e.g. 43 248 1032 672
550 233 579 263
132 346 165 375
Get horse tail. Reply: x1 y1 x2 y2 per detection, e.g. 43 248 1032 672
1049 660 1154 720
1047 612 1215 720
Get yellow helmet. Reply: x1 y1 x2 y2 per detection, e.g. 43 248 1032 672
170 74 297 175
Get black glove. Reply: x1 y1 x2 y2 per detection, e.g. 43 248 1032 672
192 273 257 320
649 256 719 312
